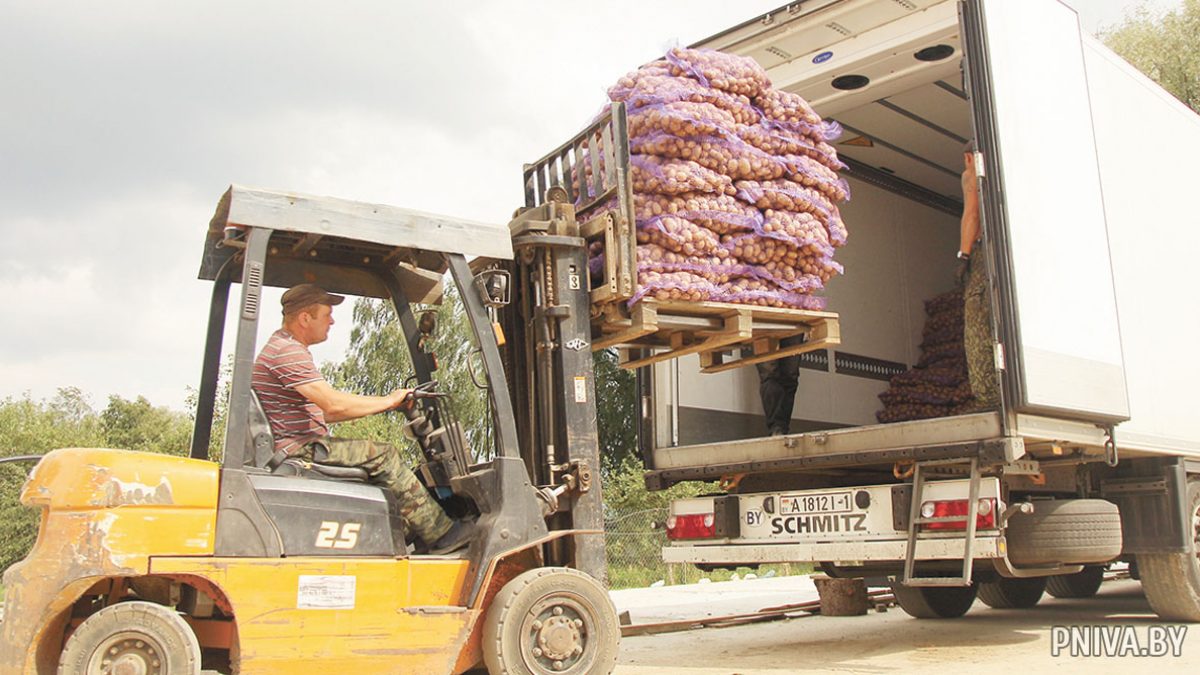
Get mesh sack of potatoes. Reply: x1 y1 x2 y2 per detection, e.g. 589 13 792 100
734 180 848 246
664 47 772 99
736 123 845 171
632 270 719 303
630 154 734 196
631 130 789 182
708 277 829 310
628 101 740 140
635 192 762 235
758 209 835 258
636 244 760 284
609 73 761 125
781 154 851 202
753 88 842 141
719 233 843 282
636 215 726 257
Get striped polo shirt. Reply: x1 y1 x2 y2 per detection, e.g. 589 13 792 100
252 329 328 453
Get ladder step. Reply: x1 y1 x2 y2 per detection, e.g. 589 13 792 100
903 577 973 587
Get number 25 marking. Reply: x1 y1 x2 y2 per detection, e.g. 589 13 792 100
315 521 361 549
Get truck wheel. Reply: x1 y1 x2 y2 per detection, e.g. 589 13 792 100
1045 565 1105 598
977 577 1045 608
58 600 201 675
890 583 977 619
1006 499 1122 566
1139 480 1200 621
482 567 619 675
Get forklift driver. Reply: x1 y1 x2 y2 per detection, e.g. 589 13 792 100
252 283 473 553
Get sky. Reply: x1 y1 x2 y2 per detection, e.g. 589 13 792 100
0 0 1182 411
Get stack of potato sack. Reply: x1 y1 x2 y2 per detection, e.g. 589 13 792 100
876 290 975 423
595 47 849 311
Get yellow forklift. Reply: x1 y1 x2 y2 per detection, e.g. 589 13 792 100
1 110 634 674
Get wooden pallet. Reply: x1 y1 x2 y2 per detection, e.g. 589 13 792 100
591 299 840 373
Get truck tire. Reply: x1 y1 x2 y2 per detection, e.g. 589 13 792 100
1139 480 1200 622
1006 499 1122 566
482 567 619 675
58 600 200 674
890 583 977 619
1045 565 1105 599
977 577 1045 609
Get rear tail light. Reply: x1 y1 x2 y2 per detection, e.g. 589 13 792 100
919 498 997 530
666 512 717 540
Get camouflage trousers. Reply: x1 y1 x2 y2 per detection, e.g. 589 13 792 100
298 437 452 544
963 257 1000 411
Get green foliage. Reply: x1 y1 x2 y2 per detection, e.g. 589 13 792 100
0 389 193 574
184 356 233 463
100 396 192 456
1103 0 1200 113
0 388 106 574
592 348 639 478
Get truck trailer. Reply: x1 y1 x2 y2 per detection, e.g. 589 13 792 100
638 0 1200 620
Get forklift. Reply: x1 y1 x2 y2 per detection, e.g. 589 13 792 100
0 174 621 673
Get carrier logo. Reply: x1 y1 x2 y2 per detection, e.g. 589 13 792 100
315 521 361 549
771 513 867 535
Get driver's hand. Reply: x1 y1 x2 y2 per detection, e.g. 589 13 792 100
389 388 414 410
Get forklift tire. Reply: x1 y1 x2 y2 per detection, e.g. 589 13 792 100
890 583 977 619
1045 565 1105 599
1138 480 1200 621
977 576 1046 609
58 600 201 674
482 567 619 675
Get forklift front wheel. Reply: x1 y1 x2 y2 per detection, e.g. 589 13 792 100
482 567 619 675
57 600 201 674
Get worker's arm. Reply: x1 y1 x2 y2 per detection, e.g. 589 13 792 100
294 380 410 424
959 153 980 255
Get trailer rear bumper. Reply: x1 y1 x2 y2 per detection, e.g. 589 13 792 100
663 537 1004 565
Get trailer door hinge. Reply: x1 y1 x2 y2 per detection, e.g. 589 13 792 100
993 342 1005 371
973 151 985 178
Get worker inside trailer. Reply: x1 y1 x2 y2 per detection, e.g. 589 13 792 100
957 141 999 412
252 283 473 553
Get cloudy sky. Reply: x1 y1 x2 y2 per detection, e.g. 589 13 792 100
0 0 1179 411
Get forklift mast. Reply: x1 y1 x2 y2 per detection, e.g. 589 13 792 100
495 106 635 580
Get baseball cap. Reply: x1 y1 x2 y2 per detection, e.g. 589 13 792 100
281 284 345 315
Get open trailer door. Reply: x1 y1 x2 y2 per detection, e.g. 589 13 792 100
961 0 1129 424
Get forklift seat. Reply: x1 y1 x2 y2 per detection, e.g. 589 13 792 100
248 391 370 482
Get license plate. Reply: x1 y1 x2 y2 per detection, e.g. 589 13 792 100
779 491 853 515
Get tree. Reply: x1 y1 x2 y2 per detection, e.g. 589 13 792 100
100 395 192 456
592 348 639 478
1103 0 1200 113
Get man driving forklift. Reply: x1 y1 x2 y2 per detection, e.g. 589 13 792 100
253 282 472 553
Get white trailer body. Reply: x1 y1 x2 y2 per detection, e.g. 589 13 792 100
643 0 1200 621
